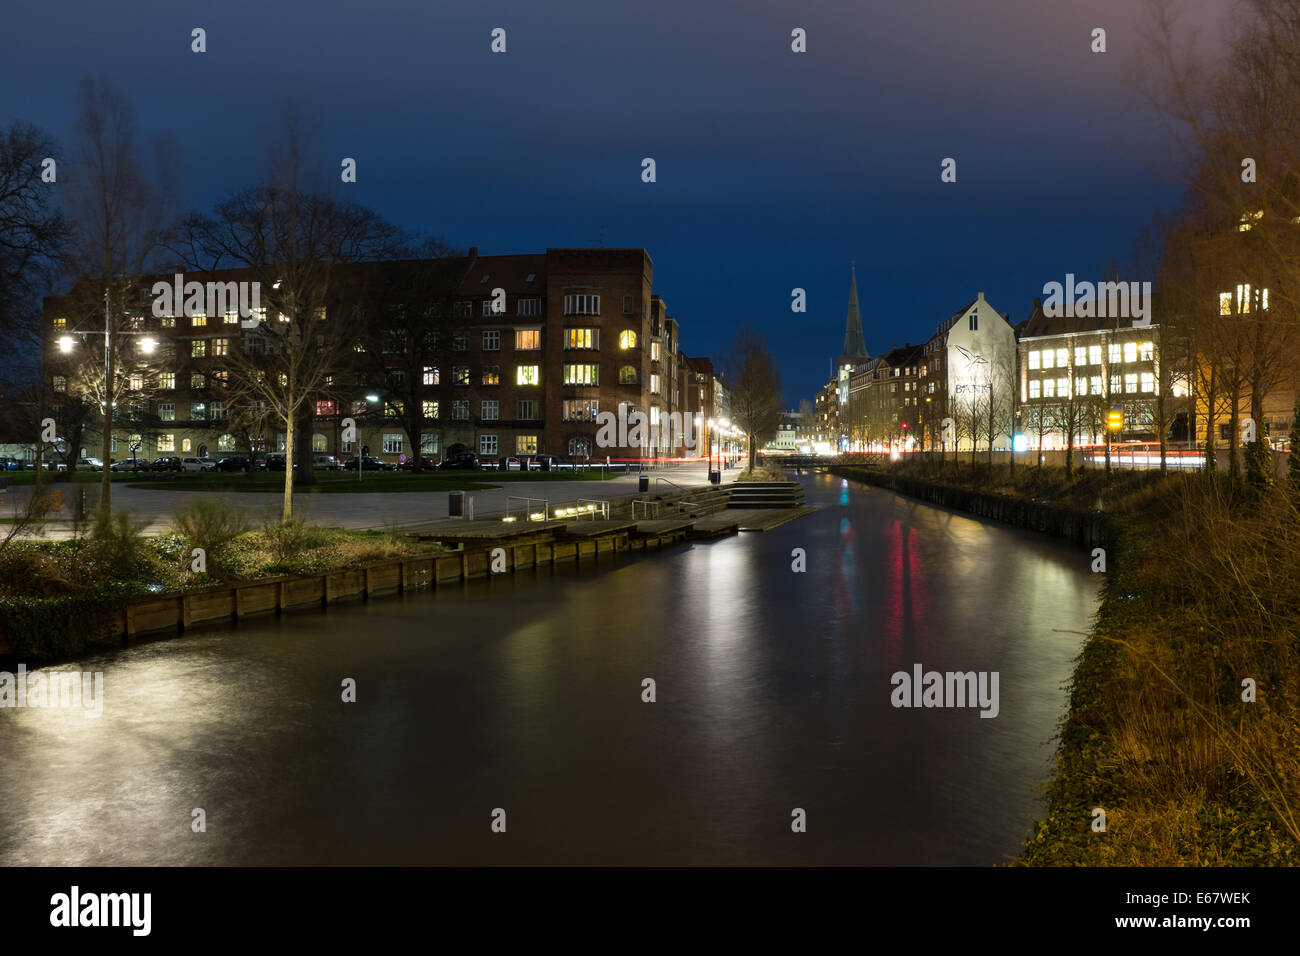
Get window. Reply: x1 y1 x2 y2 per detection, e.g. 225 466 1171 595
191 313 207 328
191 373 205 389
384 401 404 418
159 372 175 390
650 373 661 395
53 317 66 331
128 373 143 391
210 401 225 419
516 435 538 455
517 365 539 386
568 437 592 458
1109 343 1122 364
191 403 206 420
218 434 236 451
1028 351 1041 371
423 366 439 385
564 294 599 315
158 434 175 452
1041 349 1054 370
482 299 500 317
565 328 597 350
483 330 500 351
1057 377 1069 397
515 329 540 350
422 400 439 419
619 330 638 349
208 337 228 356
250 307 267 325
383 433 404 455
452 400 470 420
1089 345 1102 365
420 433 439 455
1056 348 1068 368
52 375 67 391
481 400 499 421
453 301 472 319
223 312 239 326
351 400 367 416
517 298 542 317
1220 423 1234 441
191 340 206 358
1075 377 1086 397
1123 342 1137 363
969 312 978 331
453 366 470 386
517 399 540 420
1043 379 1056 398
480 434 498 456
383 330 407 353
315 307 326 321
623 295 634 315
481 366 500 386
619 365 638 384
564 363 599 386
452 332 469 352
1140 372 1155 393
312 434 327 452
1220 292 1233 315
1138 341 1153 362
159 403 176 421
181 438 192 453
1125 373 1138 394
161 315 176 328
1090 375 1103 396
561 400 595 421
316 400 337 416
388 368 406 389
651 342 662 362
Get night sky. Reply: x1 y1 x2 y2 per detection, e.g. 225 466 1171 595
2 0 1232 404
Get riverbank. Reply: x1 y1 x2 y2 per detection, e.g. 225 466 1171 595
833 460 1300 865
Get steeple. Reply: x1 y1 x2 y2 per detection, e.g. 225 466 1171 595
840 261 869 361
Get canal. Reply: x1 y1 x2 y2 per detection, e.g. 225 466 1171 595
0 472 1099 865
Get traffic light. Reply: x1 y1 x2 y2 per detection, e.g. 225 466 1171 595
1106 407 1123 432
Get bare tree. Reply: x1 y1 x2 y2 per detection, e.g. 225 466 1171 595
725 326 783 470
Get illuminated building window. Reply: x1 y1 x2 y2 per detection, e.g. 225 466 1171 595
1027 351 1040 370
515 330 540 350
619 330 637 349
517 365 539 386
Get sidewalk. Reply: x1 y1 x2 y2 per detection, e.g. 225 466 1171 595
1 464 748 540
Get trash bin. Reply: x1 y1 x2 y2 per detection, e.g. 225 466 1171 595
709 469 721 485
449 489 465 517
638 474 649 493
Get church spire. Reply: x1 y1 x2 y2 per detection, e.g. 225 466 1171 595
840 261 868 361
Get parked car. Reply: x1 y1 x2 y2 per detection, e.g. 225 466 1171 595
343 455 391 471
77 457 104 469
529 453 572 472
150 457 182 472
181 457 217 473
500 456 524 472
395 455 438 471
0 456 24 471
263 455 300 471
215 456 250 472
110 457 146 472
437 452 481 470
312 454 341 471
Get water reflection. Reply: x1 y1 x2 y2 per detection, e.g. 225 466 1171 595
0 472 1099 866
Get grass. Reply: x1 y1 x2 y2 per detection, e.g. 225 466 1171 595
121 469 612 493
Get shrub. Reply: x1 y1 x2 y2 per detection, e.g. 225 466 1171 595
172 498 251 578
88 508 149 582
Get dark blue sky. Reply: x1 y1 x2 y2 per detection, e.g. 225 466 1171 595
1 0 1230 403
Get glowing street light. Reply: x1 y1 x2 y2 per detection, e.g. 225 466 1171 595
58 335 75 353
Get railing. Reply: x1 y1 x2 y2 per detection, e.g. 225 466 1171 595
503 495 549 522
654 477 687 492
631 499 661 519
552 499 609 520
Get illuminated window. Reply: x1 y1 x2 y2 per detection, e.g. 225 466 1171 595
315 401 336 416
1138 341 1153 362
1056 348 1068 368
422 400 439 419
1237 284 1252 314
423 366 439 385
251 307 267 324
191 340 206 358
1075 346 1088 366
565 328 596 350
619 365 638 385
158 434 175 452
160 372 175 389
453 366 470 386
218 434 236 451
383 433 404 455
128 373 143 390
481 366 500 386
191 403 206 420
223 312 239 325
1075 377 1086 397
52 375 67 391
212 338 229 356
1090 376 1102 395
161 315 175 328
1043 379 1055 398
1108 343 1121 363
1027 351 1041 371
212 370 228 388
1125 374 1138 393
1041 349 1054 370
1121 342 1136 363
516 435 538 455
53 317 67 331
651 373 661 394
1220 292 1233 315
181 438 192 453
619 330 638 349
1057 377 1069 397
1140 372 1155 392
564 364 599 385
1089 345 1102 365
191 314 207 327
517 365 540 386
210 401 225 418
191 373 205 389
651 342 662 361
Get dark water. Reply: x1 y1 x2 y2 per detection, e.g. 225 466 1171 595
0 473 1098 865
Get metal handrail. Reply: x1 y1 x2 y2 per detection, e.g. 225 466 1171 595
654 477 687 492
504 495 549 521
631 499 660 519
